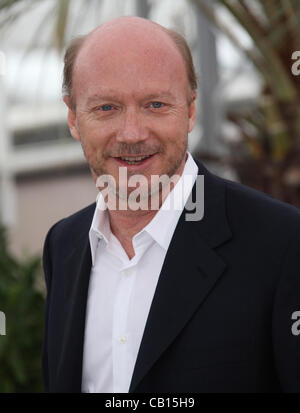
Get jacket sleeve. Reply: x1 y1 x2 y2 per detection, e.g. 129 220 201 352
272 233 300 392
42 221 62 392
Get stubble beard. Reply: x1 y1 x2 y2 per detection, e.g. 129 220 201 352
81 137 188 203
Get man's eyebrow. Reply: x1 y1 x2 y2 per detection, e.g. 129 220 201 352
86 91 175 106
143 92 174 100
86 93 119 106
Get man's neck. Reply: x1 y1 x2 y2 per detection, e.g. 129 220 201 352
108 208 158 260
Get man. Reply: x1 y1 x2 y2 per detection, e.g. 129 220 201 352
42 16 300 393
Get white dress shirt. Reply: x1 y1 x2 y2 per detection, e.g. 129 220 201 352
81 152 198 393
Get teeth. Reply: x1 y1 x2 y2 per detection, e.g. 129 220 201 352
120 155 151 162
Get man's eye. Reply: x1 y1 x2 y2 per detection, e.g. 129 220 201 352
99 104 113 111
150 102 164 109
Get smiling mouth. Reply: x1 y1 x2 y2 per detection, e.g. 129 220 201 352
114 154 155 165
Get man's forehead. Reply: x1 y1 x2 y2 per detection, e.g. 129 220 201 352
85 16 173 48
74 18 184 74
71 17 191 104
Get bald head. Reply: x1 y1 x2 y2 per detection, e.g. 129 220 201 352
63 16 197 108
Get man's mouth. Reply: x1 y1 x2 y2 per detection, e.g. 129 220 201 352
114 154 155 166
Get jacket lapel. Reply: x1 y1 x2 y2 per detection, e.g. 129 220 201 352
129 161 232 392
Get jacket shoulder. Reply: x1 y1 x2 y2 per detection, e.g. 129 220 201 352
219 174 300 233
44 202 96 250
195 159 300 230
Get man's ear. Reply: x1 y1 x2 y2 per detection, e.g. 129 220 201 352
63 95 81 142
188 91 197 133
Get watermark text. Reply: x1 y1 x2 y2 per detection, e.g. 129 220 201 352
0 311 6 336
291 51 300 75
95 169 204 221
291 311 300 336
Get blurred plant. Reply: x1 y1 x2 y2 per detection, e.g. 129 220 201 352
0 0 83 53
0 225 44 392
192 0 300 207
0 0 149 54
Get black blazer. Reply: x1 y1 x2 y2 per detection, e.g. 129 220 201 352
42 160 300 393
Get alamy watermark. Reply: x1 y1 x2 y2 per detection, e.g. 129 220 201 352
291 51 300 75
95 169 204 221
0 311 6 336
0 51 5 76
291 311 300 336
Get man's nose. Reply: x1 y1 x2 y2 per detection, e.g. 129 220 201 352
116 108 148 144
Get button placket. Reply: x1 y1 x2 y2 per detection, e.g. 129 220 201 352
112 266 135 392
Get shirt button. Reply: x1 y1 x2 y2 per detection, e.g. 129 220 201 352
119 336 127 344
124 268 132 276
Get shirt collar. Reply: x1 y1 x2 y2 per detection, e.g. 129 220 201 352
89 152 198 265
89 192 109 266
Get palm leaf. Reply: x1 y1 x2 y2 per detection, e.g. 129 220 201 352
218 0 296 101
53 0 70 53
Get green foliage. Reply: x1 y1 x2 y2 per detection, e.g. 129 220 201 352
0 225 44 393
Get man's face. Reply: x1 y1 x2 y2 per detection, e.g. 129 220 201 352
66 23 197 199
